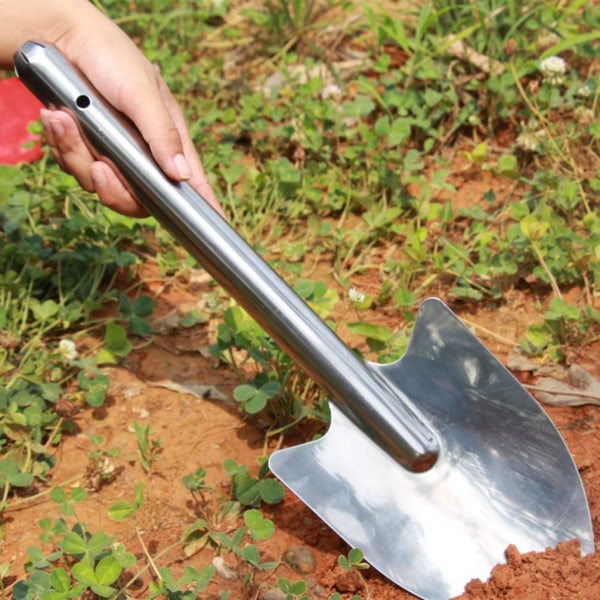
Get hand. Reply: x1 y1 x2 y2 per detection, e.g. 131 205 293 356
0 1 222 217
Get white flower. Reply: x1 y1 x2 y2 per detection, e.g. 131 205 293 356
516 132 538 152
349 287 366 303
321 82 342 99
576 85 592 98
574 106 595 126
516 127 545 152
58 339 78 361
539 56 567 85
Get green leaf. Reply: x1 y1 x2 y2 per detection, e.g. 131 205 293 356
231 526 246 549
108 500 134 522
497 154 519 179
0 459 33 487
178 564 216 592
348 548 365 565
260 381 281 398
270 157 301 183
520 215 549 240
388 118 411 147
244 394 268 415
103 322 132 358
71 560 96 585
26 545 52 569
293 278 315 299
30 299 59 322
90 583 117 598
394 288 417 308
18 570 51 594
542 31 600 57
58 532 88 556
36 592 68 600
240 544 261 566
128 315 153 336
132 295 155 318
347 322 392 343
258 478 285 504
471 142 488 163
522 324 552 353
49 487 69 504
95 555 121 586
244 509 275 540
235 479 261 506
180 309 205 328
112 543 137 570
49 567 71 593
338 555 351 570
85 384 106 408
70 487 87 503
87 531 114 558
233 384 257 403
134 480 145 510
343 95 375 117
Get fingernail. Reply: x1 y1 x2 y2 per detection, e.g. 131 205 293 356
40 108 52 124
173 153 192 180
49 117 65 138
91 165 108 189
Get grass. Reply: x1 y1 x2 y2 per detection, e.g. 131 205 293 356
1 0 599 597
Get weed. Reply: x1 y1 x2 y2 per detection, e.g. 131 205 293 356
132 420 163 477
13 485 135 599
210 299 329 432
3 0 599 595
521 297 600 363
277 576 310 599
225 458 285 508
83 434 121 492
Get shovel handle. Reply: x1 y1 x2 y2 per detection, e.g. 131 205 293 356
15 41 439 472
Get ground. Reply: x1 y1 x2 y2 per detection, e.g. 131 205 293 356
2 220 600 600
2 25 600 598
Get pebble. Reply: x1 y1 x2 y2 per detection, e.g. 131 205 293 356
282 545 317 574
262 588 287 600
212 556 238 580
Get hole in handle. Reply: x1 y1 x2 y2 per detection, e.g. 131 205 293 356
76 94 91 109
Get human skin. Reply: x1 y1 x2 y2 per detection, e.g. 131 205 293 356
0 0 222 217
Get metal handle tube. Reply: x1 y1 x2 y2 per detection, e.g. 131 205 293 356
15 41 439 471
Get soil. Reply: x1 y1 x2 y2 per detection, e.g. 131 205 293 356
2 205 599 600
2 17 599 599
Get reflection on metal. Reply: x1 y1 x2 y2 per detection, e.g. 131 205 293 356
270 300 593 599
16 41 594 600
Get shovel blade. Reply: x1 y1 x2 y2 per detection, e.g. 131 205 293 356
269 298 593 600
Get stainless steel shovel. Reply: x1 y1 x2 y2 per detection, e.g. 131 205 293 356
15 41 594 600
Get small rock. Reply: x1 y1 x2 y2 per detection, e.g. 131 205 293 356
262 588 287 600
212 556 238 580
282 545 317 574
312 582 327 597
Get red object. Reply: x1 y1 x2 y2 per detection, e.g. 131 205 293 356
0 77 44 165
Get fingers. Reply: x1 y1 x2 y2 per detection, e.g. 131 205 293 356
91 162 148 217
156 80 225 217
41 108 95 191
101 57 225 216
110 62 192 181
40 108 147 217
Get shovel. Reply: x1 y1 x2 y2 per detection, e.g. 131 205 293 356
15 41 594 600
